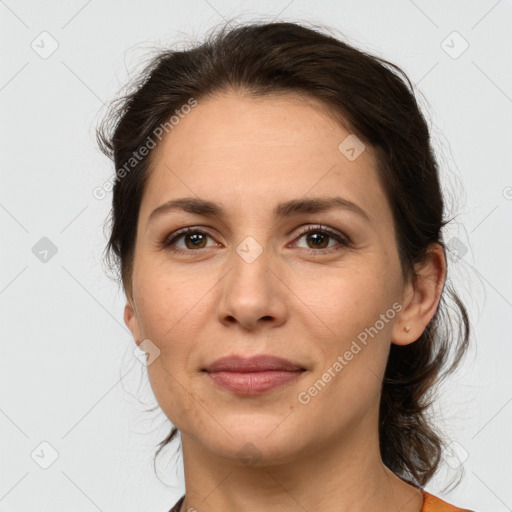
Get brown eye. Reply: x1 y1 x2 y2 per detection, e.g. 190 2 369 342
293 225 350 253
305 231 330 249
162 228 216 253
161 224 350 256
181 232 208 249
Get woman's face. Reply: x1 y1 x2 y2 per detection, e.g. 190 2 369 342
125 92 410 464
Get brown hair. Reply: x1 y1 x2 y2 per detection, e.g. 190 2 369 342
97 19 470 488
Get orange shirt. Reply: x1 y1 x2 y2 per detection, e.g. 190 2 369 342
422 490 474 511
168 491 475 511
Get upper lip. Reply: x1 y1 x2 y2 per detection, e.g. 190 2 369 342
203 355 305 372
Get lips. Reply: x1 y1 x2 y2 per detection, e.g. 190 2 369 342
204 354 305 372
203 355 306 395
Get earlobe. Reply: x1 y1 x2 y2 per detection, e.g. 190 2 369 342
124 301 142 346
391 243 447 346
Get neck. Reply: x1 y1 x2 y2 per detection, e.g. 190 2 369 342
177 413 423 512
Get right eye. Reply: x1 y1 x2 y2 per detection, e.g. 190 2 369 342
161 227 219 254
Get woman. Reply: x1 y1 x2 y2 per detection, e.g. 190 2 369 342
97 20 475 512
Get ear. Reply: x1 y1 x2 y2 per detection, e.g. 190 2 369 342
124 296 143 347
391 243 447 346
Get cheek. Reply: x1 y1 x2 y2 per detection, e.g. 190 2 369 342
291 266 398 417
146 359 211 438
132 261 203 345
133 269 210 427
132 262 216 389
295 269 396 414
291 264 395 344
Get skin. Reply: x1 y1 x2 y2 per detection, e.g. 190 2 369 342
124 91 446 512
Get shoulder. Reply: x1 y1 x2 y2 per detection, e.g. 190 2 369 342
422 490 476 512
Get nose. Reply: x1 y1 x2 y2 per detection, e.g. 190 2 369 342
216 239 288 331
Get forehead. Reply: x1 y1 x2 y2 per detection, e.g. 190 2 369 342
150 91 359 168
140 92 390 228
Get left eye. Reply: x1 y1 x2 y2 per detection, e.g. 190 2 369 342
161 225 350 254
292 225 349 252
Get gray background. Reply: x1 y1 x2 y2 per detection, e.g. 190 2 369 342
1 0 511 511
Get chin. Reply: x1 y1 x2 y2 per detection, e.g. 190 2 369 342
198 422 307 467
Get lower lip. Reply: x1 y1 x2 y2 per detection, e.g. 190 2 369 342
205 370 305 395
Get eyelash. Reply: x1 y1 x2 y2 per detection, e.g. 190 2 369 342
160 224 351 256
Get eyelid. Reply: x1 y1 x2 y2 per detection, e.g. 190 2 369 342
161 224 351 254
161 226 219 251
291 224 350 242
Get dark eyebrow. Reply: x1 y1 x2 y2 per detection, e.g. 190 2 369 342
146 195 371 227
